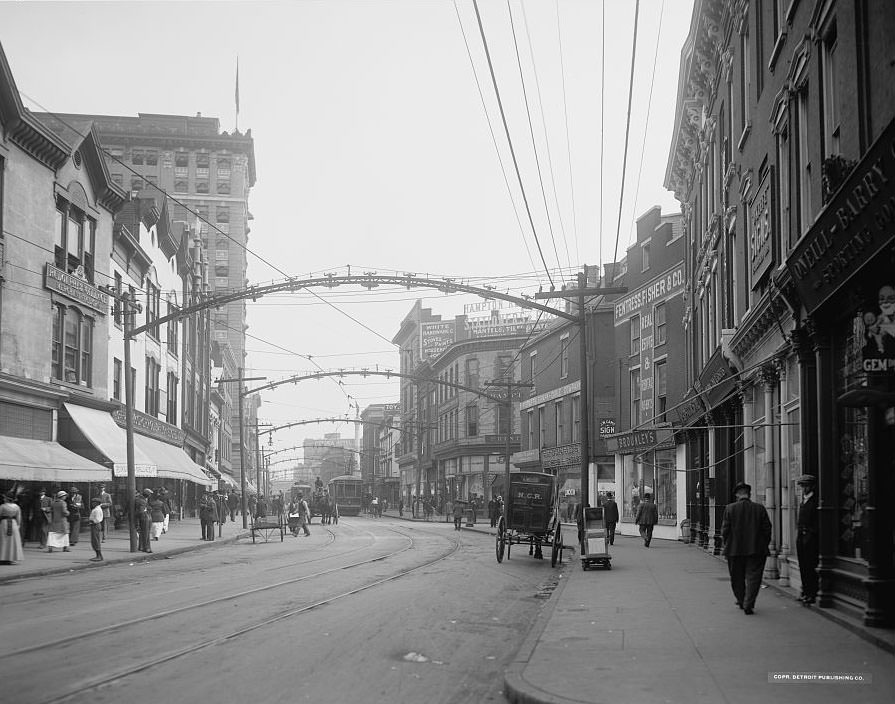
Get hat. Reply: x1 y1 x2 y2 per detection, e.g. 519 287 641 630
56 490 68 499
796 474 816 485
91 497 103 505
733 482 751 494
70 487 79 493
142 488 153 496
605 491 614 498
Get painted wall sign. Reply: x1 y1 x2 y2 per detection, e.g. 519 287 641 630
605 427 674 453
750 166 775 286
613 264 686 324
419 321 455 360
541 443 580 469
786 116 895 315
45 263 109 314
639 312 655 425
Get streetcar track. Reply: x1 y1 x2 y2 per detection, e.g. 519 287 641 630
38 526 462 704
7 525 411 659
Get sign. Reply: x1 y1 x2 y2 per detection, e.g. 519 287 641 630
858 282 895 373
465 316 548 339
541 443 580 469
639 313 655 426
45 263 109 314
599 418 616 437
485 434 520 445
750 167 775 286
786 116 895 315
613 264 686 324
420 321 455 361
464 300 518 315
112 408 186 445
605 427 675 453
676 349 737 424
112 462 156 477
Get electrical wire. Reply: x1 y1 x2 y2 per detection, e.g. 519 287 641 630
471 0 555 288
555 0 580 265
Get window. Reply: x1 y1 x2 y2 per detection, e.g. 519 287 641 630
641 241 650 271
555 400 564 444
795 85 812 235
630 315 641 356
196 181 209 194
132 149 144 165
175 152 189 168
655 360 667 422
571 395 580 443
216 206 230 223
216 180 231 195
631 369 641 426
777 123 792 253
496 355 512 381
740 28 752 140
145 150 158 166
52 305 93 386
111 173 123 186
130 177 144 194
217 157 231 178
560 334 570 378
465 358 479 389
538 406 546 448
497 404 509 435
145 357 160 416
113 358 122 401
528 351 537 389
527 410 535 450
146 282 160 339
655 302 667 346
166 372 178 424
821 22 840 159
754 0 764 97
167 303 179 356
54 197 96 282
466 404 478 437
174 180 188 194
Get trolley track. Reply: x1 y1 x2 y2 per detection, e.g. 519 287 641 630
34 524 462 704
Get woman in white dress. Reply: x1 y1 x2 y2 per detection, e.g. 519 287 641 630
0 492 25 564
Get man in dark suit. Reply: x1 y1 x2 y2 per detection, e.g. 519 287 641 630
721 482 771 615
603 492 620 546
634 492 659 547
795 474 819 605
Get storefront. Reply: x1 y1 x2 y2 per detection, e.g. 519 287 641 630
784 117 895 627
607 426 683 542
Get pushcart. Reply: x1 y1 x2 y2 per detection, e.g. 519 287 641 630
494 471 565 567
579 506 611 570
251 512 285 543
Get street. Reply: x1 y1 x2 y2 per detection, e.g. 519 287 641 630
0 517 555 704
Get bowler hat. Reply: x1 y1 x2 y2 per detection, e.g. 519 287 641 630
733 482 751 494
796 474 816 485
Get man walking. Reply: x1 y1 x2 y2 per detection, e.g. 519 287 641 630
296 492 311 537
199 491 218 541
603 492 619 546
795 474 819 605
634 492 658 547
721 482 771 615
97 483 112 540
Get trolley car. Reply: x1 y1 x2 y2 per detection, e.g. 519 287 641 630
493 471 564 567
328 475 363 517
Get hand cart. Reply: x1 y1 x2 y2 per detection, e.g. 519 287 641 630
579 506 611 570
251 512 285 543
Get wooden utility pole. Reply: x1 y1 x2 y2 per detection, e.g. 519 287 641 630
484 376 533 514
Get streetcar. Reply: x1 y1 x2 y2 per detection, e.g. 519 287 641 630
492 471 564 567
328 475 363 516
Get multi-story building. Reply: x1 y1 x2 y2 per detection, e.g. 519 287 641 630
0 44 124 521
607 208 687 542
303 433 358 486
666 0 895 627
360 402 401 505
47 110 257 486
394 300 547 511
513 268 619 522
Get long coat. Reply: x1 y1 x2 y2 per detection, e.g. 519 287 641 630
634 500 658 526
603 499 619 524
721 497 771 557
50 499 70 534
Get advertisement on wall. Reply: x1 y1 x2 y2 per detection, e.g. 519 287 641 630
858 281 895 373
613 264 686 326
420 321 455 361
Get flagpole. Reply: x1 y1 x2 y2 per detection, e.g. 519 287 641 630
235 56 240 132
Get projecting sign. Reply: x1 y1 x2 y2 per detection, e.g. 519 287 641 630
44 263 109 314
750 167 775 286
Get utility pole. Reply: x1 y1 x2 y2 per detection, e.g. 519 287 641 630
536 269 626 513
484 376 533 512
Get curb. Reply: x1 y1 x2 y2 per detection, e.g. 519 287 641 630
0 531 251 585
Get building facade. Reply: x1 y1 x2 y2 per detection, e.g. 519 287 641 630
666 0 895 626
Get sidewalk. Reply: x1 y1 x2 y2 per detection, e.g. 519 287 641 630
0 515 250 584
500 534 895 704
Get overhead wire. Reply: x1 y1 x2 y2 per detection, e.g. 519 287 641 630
471 0 555 288
555 0 580 265
599 0 606 270
507 0 565 274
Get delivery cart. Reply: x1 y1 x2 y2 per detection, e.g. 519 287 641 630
580 506 611 570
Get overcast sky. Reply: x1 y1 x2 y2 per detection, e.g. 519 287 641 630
1 0 694 466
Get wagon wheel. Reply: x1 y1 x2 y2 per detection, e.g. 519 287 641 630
495 515 506 563
551 525 563 567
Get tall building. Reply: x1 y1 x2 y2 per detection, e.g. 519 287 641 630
666 0 895 627
48 111 258 486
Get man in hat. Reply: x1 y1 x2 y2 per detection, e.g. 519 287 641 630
97 483 112 540
36 488 52 548
603 491 620 546
67 486 84 546
134 489 152 553
796 474 819 605
88 497 104 561
634 492 659 547
721 482 771 615
198 490 218 541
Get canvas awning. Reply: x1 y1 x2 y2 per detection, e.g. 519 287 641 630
64 403 155 475
219 473 239 489
133 434 212 486
0 435 111 483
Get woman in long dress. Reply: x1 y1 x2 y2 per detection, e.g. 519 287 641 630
0 492 25 564
47 490 70 553
148 494 165 540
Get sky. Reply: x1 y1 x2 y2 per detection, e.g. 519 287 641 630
1 0 694 468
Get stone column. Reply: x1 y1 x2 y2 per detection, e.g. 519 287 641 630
760 363 780 580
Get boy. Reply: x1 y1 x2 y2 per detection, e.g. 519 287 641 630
88 497 104 561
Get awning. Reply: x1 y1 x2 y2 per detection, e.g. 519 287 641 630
0 435 111 482
219 473 239 488
64 403 156 475
133 434 212 486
